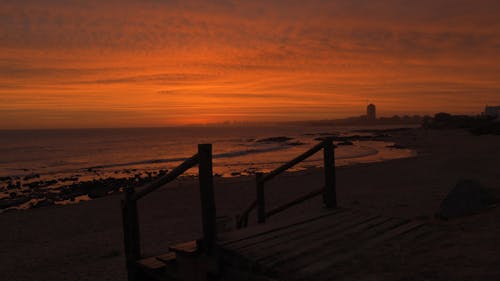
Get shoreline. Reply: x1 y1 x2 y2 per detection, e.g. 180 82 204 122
0 129 416 212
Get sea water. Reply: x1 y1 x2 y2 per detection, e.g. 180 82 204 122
0 125 416 208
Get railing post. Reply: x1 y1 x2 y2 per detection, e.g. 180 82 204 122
256 173 266 224
323 139 337 208
121 187 141 281
198 144 216 254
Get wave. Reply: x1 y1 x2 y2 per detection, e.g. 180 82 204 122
213 145 290 158
85 157 189 170
84 144 379 171
1 142 381 178
336 146 379 160
85 144 292 170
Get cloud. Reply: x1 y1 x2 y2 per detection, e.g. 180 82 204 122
1 0 500 128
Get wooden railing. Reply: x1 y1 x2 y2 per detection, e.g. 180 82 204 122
121 144 216 281
237 139 337 228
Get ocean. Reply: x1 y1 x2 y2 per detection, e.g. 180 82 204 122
0 125 415 210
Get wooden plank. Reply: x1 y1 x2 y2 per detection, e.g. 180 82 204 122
311 225 436 281
236 213 378 258
258 216 391 269
155 252 177 264
217 210 437 281
295 220 422 278
218 208 347 246
229 212 362 250
137 257 166 270
137 252 176 270
255 215 385 261
169 240 198 254
363 220 423 245
225 210 360 252
301 222 427 281
276 218 407 275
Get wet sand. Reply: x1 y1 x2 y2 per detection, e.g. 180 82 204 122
0 128 499 280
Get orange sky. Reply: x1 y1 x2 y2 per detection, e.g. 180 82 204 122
1 0 500 129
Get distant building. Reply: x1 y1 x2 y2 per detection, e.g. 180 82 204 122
484 105 500 117
366 104 376 121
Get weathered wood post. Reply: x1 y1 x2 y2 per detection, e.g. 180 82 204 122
323 139 337 208
198 144 217 254
256 172 266 224
121 187 141 281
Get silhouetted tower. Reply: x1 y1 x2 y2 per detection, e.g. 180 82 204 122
366 104 376 121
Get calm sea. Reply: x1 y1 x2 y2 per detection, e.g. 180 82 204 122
0 125 415 206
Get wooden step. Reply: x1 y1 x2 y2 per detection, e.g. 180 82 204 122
137 252 176 270
169 240 199 255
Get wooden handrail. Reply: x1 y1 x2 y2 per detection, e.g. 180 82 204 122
266 186 324 219
237 200 256 228
237 139 336 228
132 153 200 201
121 145 216 281
259 141 325 183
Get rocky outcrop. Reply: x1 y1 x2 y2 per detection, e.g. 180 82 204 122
439 179 497 219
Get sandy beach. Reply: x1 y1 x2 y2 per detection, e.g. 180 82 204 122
1 128 499 281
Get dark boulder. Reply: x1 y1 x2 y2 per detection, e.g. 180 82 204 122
0 197 30 209
386 144 408 149
287 141 306 146
256 136 293 143
0 176 11 182
87 182 115 199
439 179 496 219
23 174 40 181
33 199 55 208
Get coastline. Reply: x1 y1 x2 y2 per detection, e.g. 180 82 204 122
1 127 500 280
0 129 416 212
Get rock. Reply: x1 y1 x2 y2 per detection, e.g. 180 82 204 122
387 144 407 149
314 137 331 141
39 180 58 188
0 197 30 209
23 174 40 181
287 141 306 146
88 188 108 199
33 199 54 208
0 176 11 182
30 192 45 199
87 183 114 199
25 181 42 189
439 179 496 219
256 136 293 143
